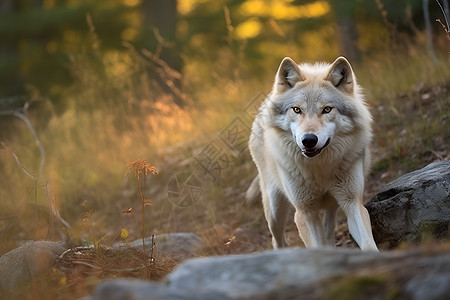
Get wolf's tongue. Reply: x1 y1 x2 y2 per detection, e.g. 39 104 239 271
303 149 321 157
302 138 330 158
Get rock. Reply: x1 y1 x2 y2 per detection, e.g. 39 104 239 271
114 233 203 259
367 161 450 247
93 279 168 300
92 247 450 300
0 241 66 296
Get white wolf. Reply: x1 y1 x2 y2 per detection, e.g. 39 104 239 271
247 56 378 251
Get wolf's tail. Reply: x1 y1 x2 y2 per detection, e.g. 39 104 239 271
245 175 261 205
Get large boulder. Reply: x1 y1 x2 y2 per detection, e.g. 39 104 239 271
92 247 450 300
367 161 450 248
0 241 66 297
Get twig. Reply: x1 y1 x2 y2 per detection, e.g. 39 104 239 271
436 18 450 35
10 151 36 180
1 97 70 241
150 234 155 262
435 0 450 54
59 246 96 259
0 101 45 177
129 170 147 253
436 18 450 52
435 0 450 30
45 183 71 240
13 110 45 176
223 5 234 35
67 260 149 273
428 148 445 160
58 246 154 274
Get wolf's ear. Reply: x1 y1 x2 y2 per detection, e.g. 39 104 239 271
274 57 304 93
326 57 354 94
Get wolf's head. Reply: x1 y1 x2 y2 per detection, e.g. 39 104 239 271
269 56 369 158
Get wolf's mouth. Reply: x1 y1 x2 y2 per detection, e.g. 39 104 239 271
302 138 330 158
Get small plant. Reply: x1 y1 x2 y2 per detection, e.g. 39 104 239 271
126 159 159 255
82 200 99 250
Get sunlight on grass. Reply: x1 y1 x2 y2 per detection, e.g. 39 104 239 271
122 0 142 7
240 0 330 20
235 18 262 39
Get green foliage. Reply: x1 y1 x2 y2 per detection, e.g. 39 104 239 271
0 1 131 100
0 6 89 39
1 0 445 101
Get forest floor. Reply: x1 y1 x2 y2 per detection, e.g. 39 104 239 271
1 60 448 299
53 80 449 299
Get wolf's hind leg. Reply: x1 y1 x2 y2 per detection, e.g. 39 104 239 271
262 184 291 248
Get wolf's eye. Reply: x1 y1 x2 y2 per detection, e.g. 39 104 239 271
292 107 302 114
322 106 333 114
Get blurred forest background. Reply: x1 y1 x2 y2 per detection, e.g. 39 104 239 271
0 0 449 262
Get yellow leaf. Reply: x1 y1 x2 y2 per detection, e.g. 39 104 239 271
59 276 67 286
121 228 129 239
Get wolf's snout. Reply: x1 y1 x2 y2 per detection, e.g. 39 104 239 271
301 134 318 148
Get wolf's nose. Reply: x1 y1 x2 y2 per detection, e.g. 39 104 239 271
302 134 318 148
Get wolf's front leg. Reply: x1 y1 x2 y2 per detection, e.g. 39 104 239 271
294 208 328 248
341 200 378 251
333 160 378 251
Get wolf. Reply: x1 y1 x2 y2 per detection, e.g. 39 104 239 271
247 56 378 251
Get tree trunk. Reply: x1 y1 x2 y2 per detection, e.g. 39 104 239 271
329 0 360 62
141 0 184 106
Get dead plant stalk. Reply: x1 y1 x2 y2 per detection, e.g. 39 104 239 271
126 159 158 255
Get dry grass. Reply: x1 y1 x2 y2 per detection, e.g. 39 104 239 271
8 246 177 300
55 246 176 299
